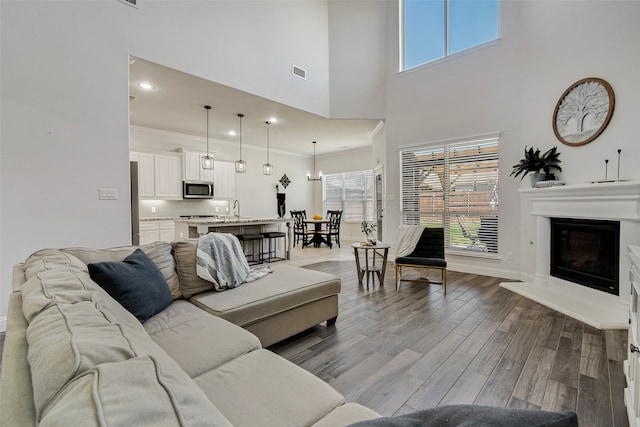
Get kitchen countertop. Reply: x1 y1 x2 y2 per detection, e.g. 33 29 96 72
139 217 177 221
140 216 291 224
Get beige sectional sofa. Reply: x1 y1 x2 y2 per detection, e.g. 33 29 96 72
0 241 380 426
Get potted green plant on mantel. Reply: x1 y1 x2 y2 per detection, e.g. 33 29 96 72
510 146 562 186
361 220 377 244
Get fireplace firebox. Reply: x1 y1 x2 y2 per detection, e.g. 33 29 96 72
550 218 620 295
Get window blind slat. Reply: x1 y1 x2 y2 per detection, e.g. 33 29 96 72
400 139 499 255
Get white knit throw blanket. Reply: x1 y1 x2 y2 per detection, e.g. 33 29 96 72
196 233 272 291
394 225 425 258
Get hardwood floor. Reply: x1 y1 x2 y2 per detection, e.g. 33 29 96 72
271 241 629 427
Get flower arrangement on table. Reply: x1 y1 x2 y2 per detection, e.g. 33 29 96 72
361 221 377 245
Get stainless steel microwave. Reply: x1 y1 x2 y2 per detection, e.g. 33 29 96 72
183 182 214 199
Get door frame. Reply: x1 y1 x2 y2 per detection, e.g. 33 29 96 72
374 165 384 242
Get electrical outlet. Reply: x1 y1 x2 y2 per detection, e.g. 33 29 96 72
99 188 119 200
215 207 219 212
151 207 156 213
505 251 513 261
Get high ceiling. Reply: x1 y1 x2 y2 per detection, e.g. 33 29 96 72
129 58 382 156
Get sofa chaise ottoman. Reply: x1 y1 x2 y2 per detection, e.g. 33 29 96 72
172 239 340 347
0 243 380 426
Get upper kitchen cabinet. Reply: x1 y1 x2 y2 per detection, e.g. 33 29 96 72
132 151 182 199
136 152 156 198
183 151 214 183
154 154 182 198
214 160 235 199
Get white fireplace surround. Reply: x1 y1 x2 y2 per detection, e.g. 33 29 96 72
501 180 640 329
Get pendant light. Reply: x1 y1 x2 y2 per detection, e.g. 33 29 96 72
307 141 322 181
263 121 273 175
202 105 214 170
235 113 246 173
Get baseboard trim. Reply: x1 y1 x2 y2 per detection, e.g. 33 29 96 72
447 261 520 281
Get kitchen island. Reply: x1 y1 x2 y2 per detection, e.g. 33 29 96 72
174 217 293 260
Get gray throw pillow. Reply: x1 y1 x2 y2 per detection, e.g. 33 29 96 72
88 249 172 323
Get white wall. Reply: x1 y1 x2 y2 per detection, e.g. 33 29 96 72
0 0 332 321
328 0 387 119
383 0 640 280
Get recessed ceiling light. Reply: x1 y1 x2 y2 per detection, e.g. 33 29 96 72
268 117 278 124
228 130 237 136
137 82 155 90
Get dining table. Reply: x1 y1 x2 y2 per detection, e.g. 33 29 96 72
303 219 332 248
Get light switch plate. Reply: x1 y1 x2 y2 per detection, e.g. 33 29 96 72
99 188 119 200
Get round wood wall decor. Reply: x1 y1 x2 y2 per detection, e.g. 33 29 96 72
552 77 614 146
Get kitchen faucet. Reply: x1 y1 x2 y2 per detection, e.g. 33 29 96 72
233 200 240 218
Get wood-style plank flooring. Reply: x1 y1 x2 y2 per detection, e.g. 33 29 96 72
271 241 629 427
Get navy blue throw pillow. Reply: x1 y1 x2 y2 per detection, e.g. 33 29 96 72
88 249 172 323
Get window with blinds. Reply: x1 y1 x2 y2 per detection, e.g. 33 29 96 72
323 170 374 222
400 137 499 256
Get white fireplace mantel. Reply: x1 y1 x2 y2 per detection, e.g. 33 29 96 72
501 180 640 329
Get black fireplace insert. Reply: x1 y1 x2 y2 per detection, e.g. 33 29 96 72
550 217 620 295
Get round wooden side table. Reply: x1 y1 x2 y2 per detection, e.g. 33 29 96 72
351 242 391 286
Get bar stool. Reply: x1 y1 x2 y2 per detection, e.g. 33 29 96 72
261 231 287 263
235 234 264 265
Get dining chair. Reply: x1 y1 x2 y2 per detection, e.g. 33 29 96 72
318 210 342 248
290 210 311 247
395 227 447 294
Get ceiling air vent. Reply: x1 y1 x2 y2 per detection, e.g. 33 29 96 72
118 0 138 9
292 64 306 80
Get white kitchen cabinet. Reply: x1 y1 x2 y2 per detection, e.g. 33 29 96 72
626 245 640 427
139 221 160 245
154 155 182 199
183 151 214 183
137 152 156 198
139 220 175 245
159 220 176 242
214 160 235 199
132 151 182 199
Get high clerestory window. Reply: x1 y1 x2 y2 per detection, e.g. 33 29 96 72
400 135 499 256
401 0 499 71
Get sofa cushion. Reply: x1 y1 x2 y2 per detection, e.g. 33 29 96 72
190 263 341 327
174 239 215 298
144 300 261 377
346 405 578 427
27 301 139 419
21 267 99 325
23 248 88 280
39 356 232 427
0 293 37 427
194 349 345 427
88 249 173 323
63 241 182 300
